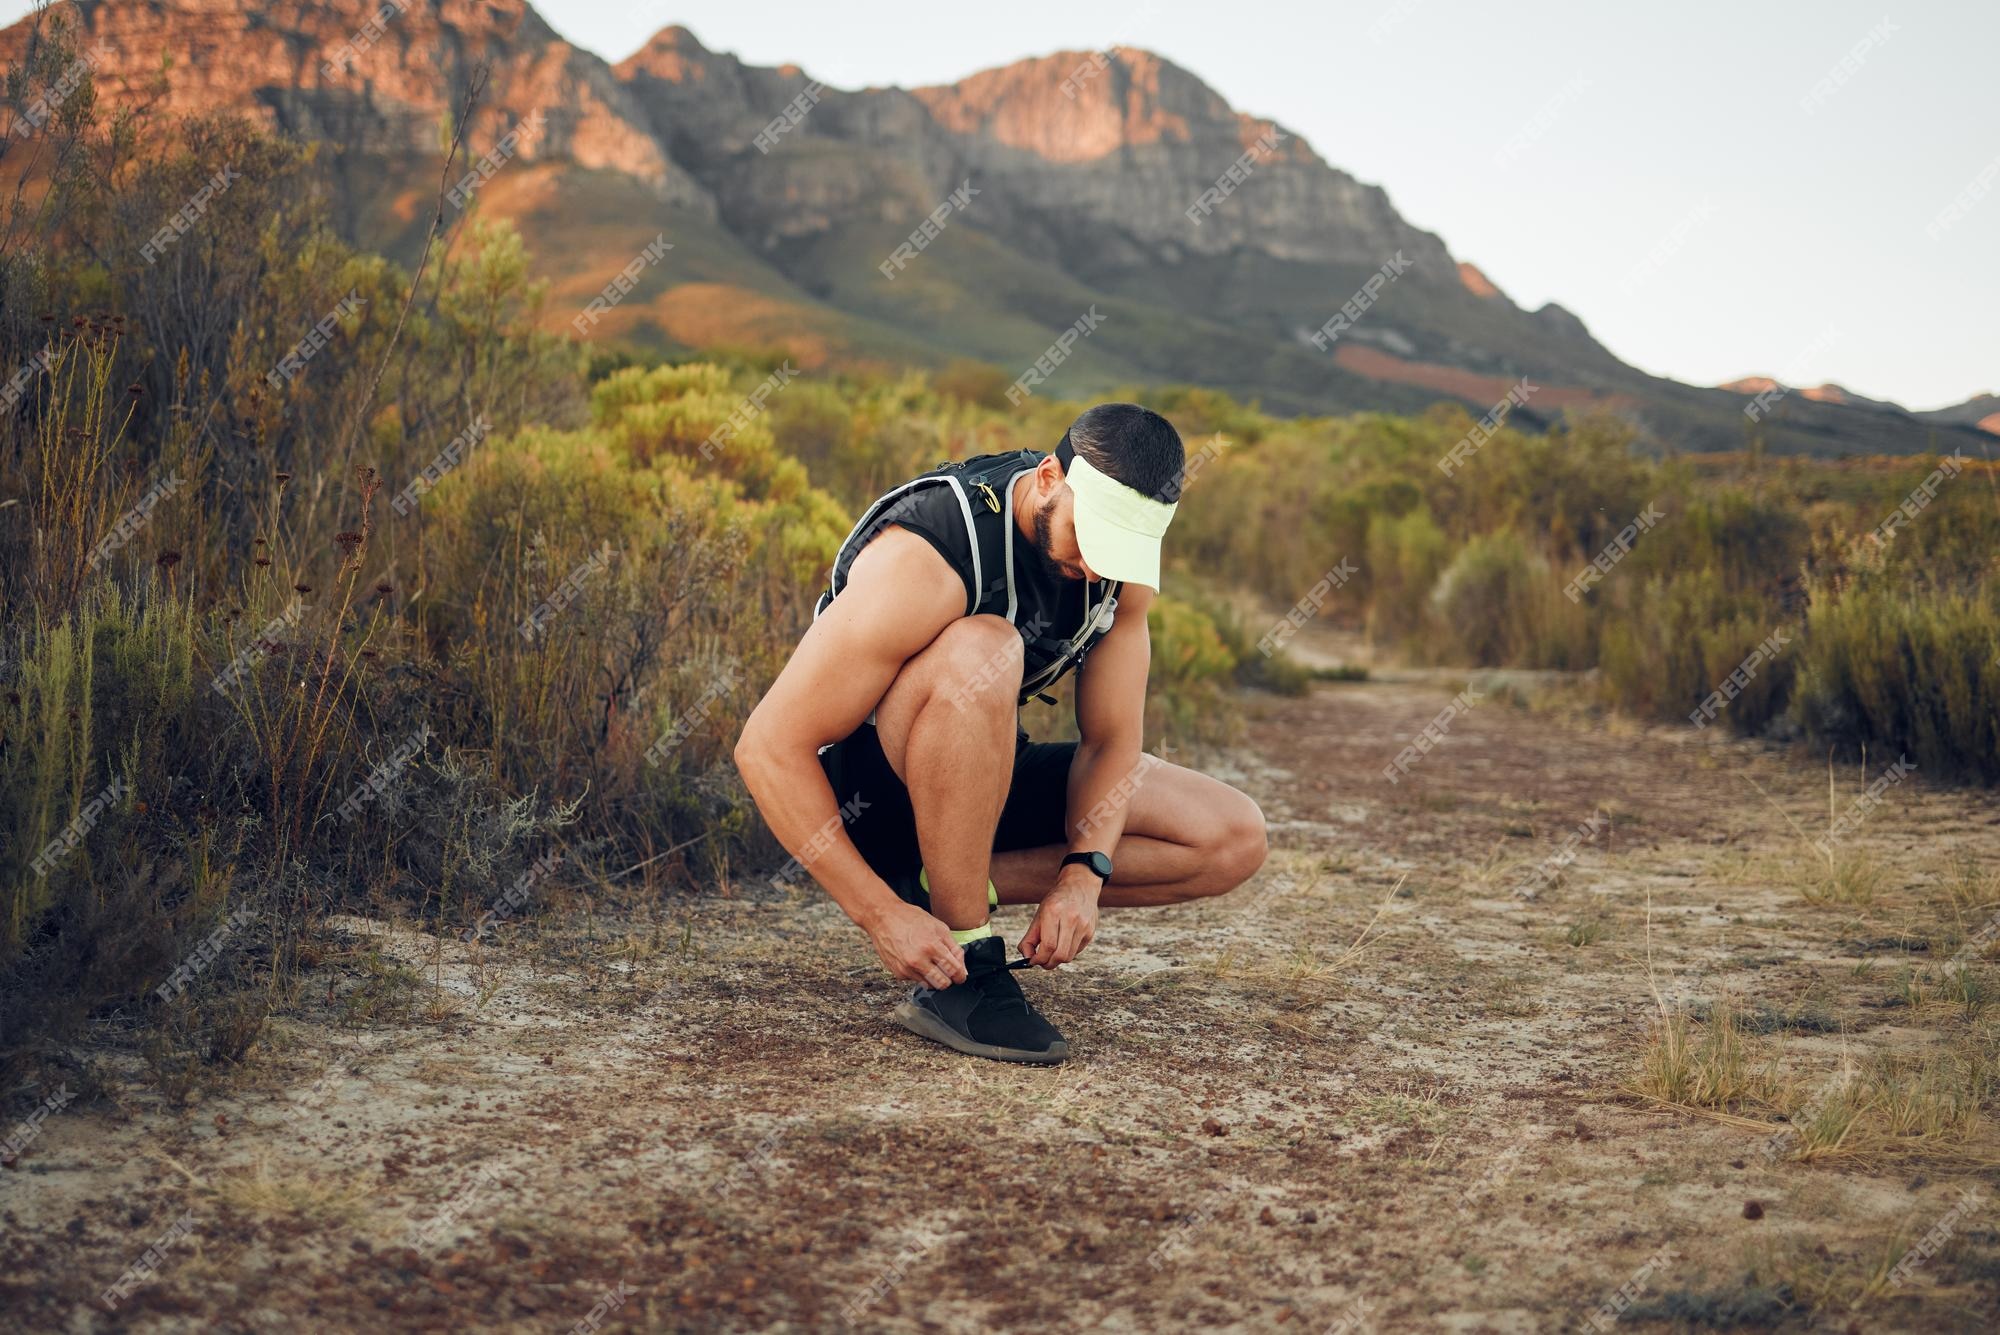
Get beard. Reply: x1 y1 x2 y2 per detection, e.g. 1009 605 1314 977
1031 493 1072 582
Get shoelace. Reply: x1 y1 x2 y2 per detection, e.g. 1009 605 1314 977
968 958 1034 1014
913 954 1036 1003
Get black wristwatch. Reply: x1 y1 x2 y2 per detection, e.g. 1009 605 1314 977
1060 850 1113 884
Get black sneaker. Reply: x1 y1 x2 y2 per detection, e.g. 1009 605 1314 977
892 936 1069 1064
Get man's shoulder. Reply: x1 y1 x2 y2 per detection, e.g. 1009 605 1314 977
876 450 1032 545
838 451 1038 610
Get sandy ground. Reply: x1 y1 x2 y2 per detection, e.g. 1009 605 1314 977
3 618 1998 1334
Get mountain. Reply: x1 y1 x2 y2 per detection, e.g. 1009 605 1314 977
1916 393 2000 436
1721 379 2000 441
4 0 1985 459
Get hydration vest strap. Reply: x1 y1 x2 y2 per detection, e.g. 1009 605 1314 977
817 470 985 619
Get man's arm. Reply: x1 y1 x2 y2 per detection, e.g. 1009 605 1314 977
733 527 970 989
1019 583 1155 968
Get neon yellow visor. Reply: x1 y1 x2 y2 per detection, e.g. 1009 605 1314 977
1064 448 1177 591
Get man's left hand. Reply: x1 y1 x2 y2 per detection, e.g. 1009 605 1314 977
1019 867 1101 969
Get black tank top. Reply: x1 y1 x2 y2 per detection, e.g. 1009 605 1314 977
813 449 1123 746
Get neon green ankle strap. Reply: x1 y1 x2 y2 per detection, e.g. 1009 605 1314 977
949 922 996 945
919 867 999 910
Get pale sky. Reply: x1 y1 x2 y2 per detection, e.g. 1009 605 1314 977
15 0 1996 409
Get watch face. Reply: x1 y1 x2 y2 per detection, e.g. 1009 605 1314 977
1066 850 1113 879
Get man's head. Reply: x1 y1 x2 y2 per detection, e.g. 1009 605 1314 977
1021 403 1184 590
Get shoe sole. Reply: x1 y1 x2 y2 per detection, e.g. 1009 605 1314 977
892 1001 1070 1065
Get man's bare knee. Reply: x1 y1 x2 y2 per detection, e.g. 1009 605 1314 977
929 615 1023 717
1195 792 1269 898
874 615 1021 777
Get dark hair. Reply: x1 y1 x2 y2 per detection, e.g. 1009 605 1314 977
1068 403 1185 504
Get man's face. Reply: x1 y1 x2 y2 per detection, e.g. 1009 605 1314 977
1031 476 1099 583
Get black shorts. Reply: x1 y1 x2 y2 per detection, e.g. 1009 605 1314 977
817 722 1076 887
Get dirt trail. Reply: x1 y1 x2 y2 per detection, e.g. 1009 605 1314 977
5 617 1998 1333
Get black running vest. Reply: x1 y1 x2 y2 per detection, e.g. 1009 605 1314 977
813 446 1123 743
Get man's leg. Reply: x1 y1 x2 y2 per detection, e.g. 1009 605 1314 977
868 614 1023 932
988 748 1268 907
869 616 1071 1064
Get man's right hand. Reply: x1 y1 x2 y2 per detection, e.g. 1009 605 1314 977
867 900 968 990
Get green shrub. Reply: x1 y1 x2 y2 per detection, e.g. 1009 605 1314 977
1429 531 1590 668
1365 506 1449 651
1145 597 1242 745
1598 569 1792 731
1790 582 2000 783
